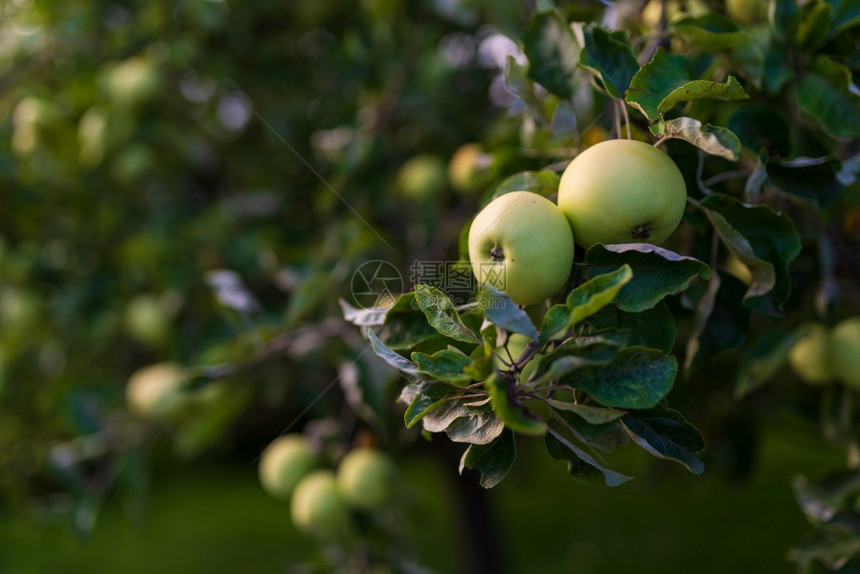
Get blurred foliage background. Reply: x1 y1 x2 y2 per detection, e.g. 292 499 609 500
1 0 859 572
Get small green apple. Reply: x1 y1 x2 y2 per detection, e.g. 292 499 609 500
291 470 353 539
123 293 172 347
107 57 162 108
788 324 833 385
448 143 497 195
558 139 687 248
258 434 318 500
468 191 574 306
831 317 860 389
726 0 768 24
336 448 397 511
396 154 447 201
126 362 192 420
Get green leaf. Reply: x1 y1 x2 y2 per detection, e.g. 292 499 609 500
542 400 627 424
684 273 751 373
414 284 480 344
767 156 845 207
459 430 516 489
485 374 546 435
626 48 748 122
544 428 633 486
411 349 473 384
567 264 634 323
621 406 705 474
568 346 677 409
368 329 421 377
586 301 677 354
478 286 537 338
796 1 833 51
727 104 791 157
703 193 801 312
523 11 580 98
652 117 741 161
671 15 764 84
793 470 860 523
445 410 505 445
735 328 807 399
490 170 561 200
578 24 639 98
795 56 860 138
540 304 573 344
402 382 458 428
549 407 629 452
585 244 711 312
830 0 860 34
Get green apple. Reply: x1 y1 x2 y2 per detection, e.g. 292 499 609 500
126 362 192 420
291 470 353 539
726 0 768 24
831 318 860 389
107 57 162 108
468 191 574 305
558 139 687 248
396 154 447 201
448 143 497 195
259 434 318 500
336 448 397 511
123 293 172 347
788 324 833 385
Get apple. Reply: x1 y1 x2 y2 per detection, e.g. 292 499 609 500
788 324 833 385
336 448 397 511
107 57 162 108
726 0 768 24
123 293 172 347
831 318 860 389
558 139 687 248
126 362 193 420
258 434 318 500
468 191 574 306
448 143 497 195
291 470 353 539
395 154 447 201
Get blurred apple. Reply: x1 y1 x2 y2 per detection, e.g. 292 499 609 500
448 143 498 195
123 293 175 348
291 470 353 539
788 324 833 385
107 56 162 108
126 362 193 421
831 318 860 389
259 434 318 500
395 154 447 201
337 448 397 511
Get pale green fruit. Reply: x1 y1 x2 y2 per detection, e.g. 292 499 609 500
108 57 161 107
396 154 447 201
12 96 59 129
123 294 171 347
291 470 352 539
337 448 397 511
558 139 687 248
448 143 497 195
831 318 860 389
126 362 192 420
468 191 574 306
78 107 109 165
788 324 833 385
726 0 768 24
258 434 318 500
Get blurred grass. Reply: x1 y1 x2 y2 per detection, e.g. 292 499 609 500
0 424 843 573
